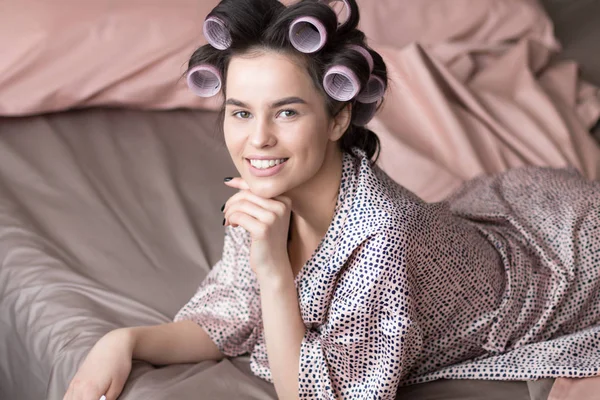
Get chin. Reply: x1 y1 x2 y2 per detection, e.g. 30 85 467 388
247 180 287 199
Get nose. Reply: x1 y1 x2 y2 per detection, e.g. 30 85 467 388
249 117 276 148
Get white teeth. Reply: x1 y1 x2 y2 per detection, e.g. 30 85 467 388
249 158 287 169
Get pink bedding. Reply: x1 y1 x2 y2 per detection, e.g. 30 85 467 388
372 40 600 202
2 0 597 124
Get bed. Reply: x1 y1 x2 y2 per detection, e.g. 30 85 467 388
1 1 599 399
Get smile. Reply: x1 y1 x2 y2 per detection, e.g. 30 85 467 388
246 158 289 177
249 158 288 169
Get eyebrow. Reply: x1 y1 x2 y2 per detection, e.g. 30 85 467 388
225 96 307 108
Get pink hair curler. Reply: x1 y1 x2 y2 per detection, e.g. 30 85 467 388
323 65 361 101
321 0 351 28
353 100 380 126
203 16 232 50
356 75 385 103
347 44 374 72
289 16 327 53
186 64 222 97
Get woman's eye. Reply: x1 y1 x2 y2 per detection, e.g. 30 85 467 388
278 109 297 118
233 111 251 119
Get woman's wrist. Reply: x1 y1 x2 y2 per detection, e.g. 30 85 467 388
255 261 294 289
107 327 137 356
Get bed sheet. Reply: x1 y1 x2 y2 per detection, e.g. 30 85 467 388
0 108 558 400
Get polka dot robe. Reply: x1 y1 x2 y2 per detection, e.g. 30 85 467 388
175 149 600 399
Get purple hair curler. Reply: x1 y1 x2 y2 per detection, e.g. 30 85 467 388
289 16 327 53
323 65 361 101
186 65 222 97
347 44 374 72
321 0 351 28
356 75 385 103
203 16 232 50
353 100 379 126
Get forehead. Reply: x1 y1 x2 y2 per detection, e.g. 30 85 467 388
226 50 316 100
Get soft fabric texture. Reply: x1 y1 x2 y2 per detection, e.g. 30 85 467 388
0 0 222 116
367 20 600 202
2 0 598 125
1 108 558 400
176 149 600 399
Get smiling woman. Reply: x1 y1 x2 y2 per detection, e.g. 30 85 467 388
223 51 348 199
63 1 600 400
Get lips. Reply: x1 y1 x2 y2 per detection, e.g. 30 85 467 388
249 158 288 170
245 157 289 177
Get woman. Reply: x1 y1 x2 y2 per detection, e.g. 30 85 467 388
64 0 600 399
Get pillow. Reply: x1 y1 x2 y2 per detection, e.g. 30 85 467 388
0 0 221 116
0 0 559 116
356 0 559 50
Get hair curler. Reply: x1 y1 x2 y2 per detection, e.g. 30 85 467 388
347 44 374 72
186 64 222 97
356 75 385 103
289 16 328 53
323 65 361 101
320 0 351 28
203 16 232 50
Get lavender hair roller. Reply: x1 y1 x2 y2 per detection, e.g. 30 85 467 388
203 16 232 50
323 65 361 101
289 16 327 53
321 0 351 28
347 44 374 72
356 75 385 103
186 65 222 97
353 100 379 126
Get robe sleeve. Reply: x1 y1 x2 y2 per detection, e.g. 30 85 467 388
298 228 422 399
174 226 261 357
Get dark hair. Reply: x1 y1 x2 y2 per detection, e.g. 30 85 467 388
187 0 388 162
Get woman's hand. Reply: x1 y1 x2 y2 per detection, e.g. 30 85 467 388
64 328 134 400
223 177 292 280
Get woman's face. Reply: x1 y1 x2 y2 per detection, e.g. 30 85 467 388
223 50 349 199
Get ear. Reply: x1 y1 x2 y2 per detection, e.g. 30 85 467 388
329 104 352 142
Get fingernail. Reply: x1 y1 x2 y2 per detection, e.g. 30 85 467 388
220 204 225 212
224 177 233 182
222 218 226 226
99 396 107 400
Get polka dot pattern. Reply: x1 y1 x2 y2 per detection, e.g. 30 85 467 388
175 150 600 399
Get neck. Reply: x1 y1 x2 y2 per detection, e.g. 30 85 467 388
287 145 343 242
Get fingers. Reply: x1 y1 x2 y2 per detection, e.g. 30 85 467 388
224 190 289 217
227 211 269 240
224 192 281 215
65 378 108 400
224 177 250 190
105 379 124 400
224 199 277 228
72 382 99 400
273 195 292 209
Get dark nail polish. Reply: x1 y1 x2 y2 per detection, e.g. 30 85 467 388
224 177 233 182
220 204 225 212
222 218 226 226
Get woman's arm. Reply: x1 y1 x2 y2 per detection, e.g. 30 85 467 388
64 321 224 399
258 269 306 400
127 320 224 365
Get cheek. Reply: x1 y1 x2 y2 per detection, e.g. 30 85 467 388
290 117 331 148
223 121 242 153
